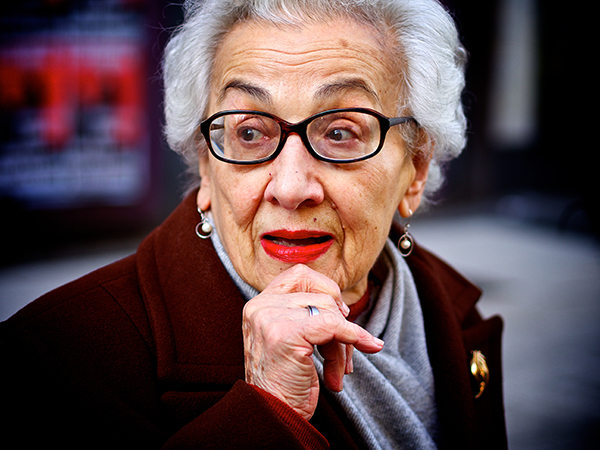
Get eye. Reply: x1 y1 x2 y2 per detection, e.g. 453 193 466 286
327 128 355 142
238 127 264 142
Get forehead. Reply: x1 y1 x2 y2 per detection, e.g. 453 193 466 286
209 18 401 113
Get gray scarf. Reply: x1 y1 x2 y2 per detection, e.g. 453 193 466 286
313 239 439 449
209 218 438 449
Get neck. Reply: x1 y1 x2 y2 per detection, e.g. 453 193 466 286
341 276 369 306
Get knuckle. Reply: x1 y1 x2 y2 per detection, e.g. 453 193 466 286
319 312 339 328
242 300 257 319
306 312 347 340
289 263 311 275
262 322 283 343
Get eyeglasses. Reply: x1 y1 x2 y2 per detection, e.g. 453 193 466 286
199 108 417 165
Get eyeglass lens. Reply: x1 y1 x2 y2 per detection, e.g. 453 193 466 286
208 111 382 162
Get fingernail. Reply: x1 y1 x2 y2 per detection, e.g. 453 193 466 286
341 302 350 317
374 337 384 347
345 354 353 374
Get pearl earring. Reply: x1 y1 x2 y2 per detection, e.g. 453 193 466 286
195 207 213 239
398 208 414 257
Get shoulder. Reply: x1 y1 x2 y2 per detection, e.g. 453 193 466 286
7 253 136 320
0 252 168 447
1 253 155 359
406 242 483 324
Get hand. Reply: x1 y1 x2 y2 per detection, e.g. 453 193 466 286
242 264 384 420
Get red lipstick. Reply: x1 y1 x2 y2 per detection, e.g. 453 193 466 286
261 230 333 264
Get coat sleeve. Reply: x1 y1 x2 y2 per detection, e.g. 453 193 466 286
0 265 329 449
161 381 328 449
0 324 328 450
0 288 168 448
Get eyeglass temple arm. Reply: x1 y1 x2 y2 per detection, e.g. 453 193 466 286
389 117 418 127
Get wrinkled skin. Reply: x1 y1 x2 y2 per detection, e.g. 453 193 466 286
243 264 384 420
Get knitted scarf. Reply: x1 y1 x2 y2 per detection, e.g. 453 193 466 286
209 219 438 449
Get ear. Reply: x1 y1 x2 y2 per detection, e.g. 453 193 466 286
398 136 433 218
197 153 212 211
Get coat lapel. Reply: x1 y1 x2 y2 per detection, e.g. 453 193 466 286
136 193 246 385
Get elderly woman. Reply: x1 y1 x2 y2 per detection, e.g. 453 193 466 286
1 0 506 448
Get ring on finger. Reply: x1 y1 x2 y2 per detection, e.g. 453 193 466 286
306 305 320 317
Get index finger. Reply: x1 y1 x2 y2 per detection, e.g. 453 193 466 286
303 312 384 354
262 264 349 316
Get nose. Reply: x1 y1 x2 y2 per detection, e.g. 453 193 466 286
263 134 325 210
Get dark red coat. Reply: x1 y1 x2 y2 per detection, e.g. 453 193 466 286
0 192 507 449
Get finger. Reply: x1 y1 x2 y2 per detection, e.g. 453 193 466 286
318 340 347 392
303 313 384 354
262 265 350 317
345 344 354 374
244 292 346 321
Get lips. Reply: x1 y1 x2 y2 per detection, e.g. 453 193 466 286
260 230 334 263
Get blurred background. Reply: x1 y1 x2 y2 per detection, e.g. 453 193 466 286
1 0 598 448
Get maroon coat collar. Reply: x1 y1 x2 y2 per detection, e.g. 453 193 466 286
390 220 482 324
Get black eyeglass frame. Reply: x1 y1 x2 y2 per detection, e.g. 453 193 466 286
199 107 418 165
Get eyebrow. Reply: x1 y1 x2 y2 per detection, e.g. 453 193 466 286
219 80 273 105
219 77 380 107
314 78 381 104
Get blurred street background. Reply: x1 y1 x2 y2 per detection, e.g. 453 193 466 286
1 0 598 448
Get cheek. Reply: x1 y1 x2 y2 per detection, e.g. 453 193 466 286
210 165 266 233
363 161 408 206
342 161 410 243
334 169 401 236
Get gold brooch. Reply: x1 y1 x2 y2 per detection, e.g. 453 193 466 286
470 350 489 399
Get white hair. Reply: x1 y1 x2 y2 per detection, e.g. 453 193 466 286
162 0 467 206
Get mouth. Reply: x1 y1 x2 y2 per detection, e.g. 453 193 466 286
260 230 334 264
